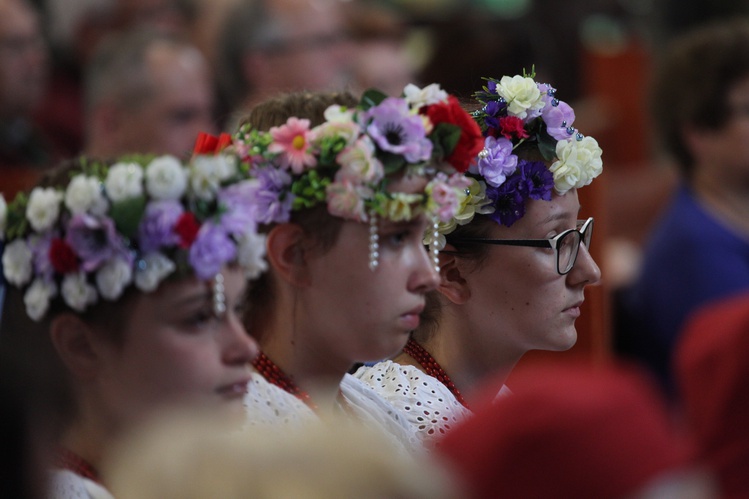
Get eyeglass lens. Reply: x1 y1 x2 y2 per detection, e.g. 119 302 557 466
558 220 593 275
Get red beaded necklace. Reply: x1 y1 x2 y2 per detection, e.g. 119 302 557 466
402 338 470 409
55 447 102 485
252 351 318 410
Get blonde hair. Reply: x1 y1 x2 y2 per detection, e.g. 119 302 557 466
106 411 460 499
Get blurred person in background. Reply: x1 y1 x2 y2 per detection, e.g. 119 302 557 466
675 292 749 499
216 0 353 129
437 362 716 499
342 0 416 98
83 28 217 159
617 20 749 396
0 0 55 173
36 0 198 160
106 411 459 499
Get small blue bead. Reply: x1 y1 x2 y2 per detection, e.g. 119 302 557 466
566 126 575 135
552 98 559 107
576 132 584 141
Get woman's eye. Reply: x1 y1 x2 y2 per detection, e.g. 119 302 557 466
182 309 215 329
384 230 409 247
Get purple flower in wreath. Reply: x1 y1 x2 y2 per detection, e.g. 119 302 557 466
189 223 237 280
29 231 55 280
250 167 294 224
138 200 183 253
485 175 527 227
66 214 126 272
542 100 576 142
519 160 554 201
361 97 432 163
482 100 506 130
478 136 518 188
218 180 259 236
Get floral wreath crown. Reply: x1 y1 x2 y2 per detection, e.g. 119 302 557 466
1 148 268 321
430 69 603 248
231 83 484 270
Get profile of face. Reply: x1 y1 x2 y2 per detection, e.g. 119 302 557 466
84 266 257 429
297 177 439 364
693 75 749 179
453 189 601 364
0 0 47 117
119 43 216 158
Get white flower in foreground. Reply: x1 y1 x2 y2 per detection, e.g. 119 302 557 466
403 83 448 109
496 75 545 120
65 174 104 215
237 231 268 280
105 162 144 202
190 155 238 200
95 257 133 300
26 187 63 232
134 252 176 292
24 278 58 322
550 136 603 194
146 155 188 200
2 239 33 286
61 272 98 312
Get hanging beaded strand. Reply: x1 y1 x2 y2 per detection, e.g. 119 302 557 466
368 209 379 271
429 214 440 273
212 273 226 318
402 338 470 409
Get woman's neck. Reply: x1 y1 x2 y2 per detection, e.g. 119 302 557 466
58 402 110 477
401 309 521 403
259 316 350 410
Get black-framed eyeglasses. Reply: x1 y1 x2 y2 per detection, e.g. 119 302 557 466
448 217 594 276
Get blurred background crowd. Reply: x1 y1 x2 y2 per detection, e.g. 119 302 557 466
3 0 749 497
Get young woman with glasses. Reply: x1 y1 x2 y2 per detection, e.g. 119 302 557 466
353 72 603 447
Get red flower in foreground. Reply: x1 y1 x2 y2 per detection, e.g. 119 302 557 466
193 132 233 155
498 116 529 140
49 238 79 274
174 212 201 248
424 95 484 172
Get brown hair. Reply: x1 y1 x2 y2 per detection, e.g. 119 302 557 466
651 19 749 178
240 90 358 130
238 91 358 340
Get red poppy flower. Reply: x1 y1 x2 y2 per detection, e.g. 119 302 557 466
498 116 529 140
193 132 233 155
174 212 201 248
49 238 79 274
424 96 484 172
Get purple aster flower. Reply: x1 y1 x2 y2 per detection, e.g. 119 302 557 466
138 200 183 253
519 160 554 201
485 175 527 227
361 97 432 163
189 223 237 280
218 180 259 235
65 214 126 272
478 136 518 188
542 99 576 141
249 167 294 224
488 80 498 94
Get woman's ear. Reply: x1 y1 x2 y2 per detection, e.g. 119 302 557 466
266 223 311 286
436 246 471 305
49 314 101 381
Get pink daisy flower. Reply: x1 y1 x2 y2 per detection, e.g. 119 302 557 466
268 117 317 174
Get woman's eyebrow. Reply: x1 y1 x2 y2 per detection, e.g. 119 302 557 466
536 207 582 227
